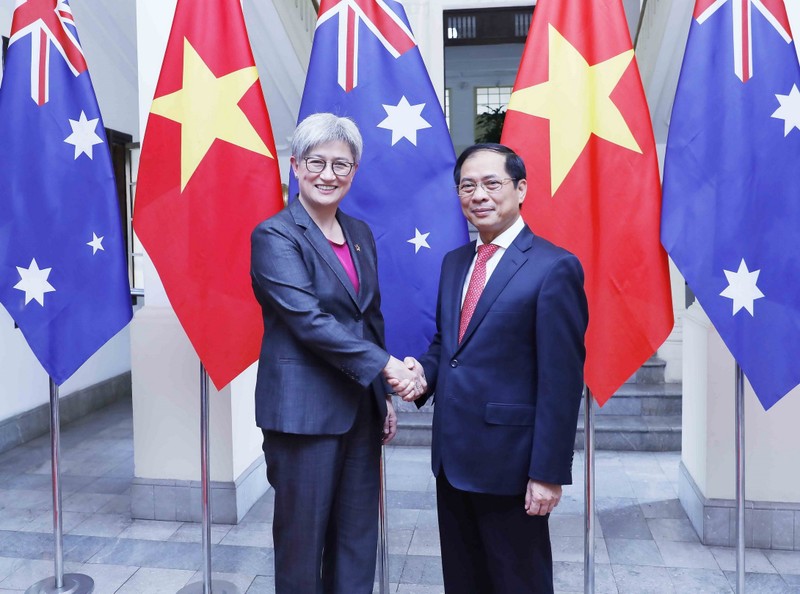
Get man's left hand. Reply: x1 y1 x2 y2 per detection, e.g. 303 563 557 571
524 480 561 516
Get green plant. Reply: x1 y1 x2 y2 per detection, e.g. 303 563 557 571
474 106 507 143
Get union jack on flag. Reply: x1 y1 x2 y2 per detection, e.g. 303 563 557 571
8 0 87 105
663 0 800 409
317 0 417 91
0 0 132 384
695 0 792 82
292 0 468 359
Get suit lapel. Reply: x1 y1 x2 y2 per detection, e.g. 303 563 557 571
290 199 359 307
340 213 373 311
445 242 476 353
457 226 534 349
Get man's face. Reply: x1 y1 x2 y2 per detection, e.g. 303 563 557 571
458 150 526 243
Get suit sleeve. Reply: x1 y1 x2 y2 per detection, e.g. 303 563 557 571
251 220 390 389
529 254 588 485
415 258 447 408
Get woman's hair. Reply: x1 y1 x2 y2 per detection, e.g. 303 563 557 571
291 113 363 163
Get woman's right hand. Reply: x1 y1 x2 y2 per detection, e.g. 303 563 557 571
383 356 426 401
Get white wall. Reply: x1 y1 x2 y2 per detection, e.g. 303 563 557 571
682 304 800 502
71 0 139 139
0 0 137 425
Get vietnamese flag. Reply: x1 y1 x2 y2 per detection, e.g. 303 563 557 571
134 0 283 389
501 0 673 404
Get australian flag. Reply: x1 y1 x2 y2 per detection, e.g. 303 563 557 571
293 0 468 357
662 0 800 409
0 0 132 385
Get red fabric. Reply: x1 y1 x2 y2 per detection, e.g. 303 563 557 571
458 244 499 343
501 0 673 405
133 0 283 389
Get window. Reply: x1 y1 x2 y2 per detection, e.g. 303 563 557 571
444 7 533 46
475 86 512 115
444 88 451 129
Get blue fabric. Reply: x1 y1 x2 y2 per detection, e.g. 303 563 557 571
0 1 132 384
291 0 468 358
662 3 800 409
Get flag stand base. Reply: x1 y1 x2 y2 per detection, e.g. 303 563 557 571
25 574 94 594
177 580 238 594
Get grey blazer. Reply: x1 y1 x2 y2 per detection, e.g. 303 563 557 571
250 198 390 435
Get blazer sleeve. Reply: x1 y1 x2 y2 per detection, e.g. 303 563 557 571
529 253 588 485
251 219 390 389
415 260 447 408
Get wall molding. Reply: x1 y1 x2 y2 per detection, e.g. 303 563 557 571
0 372 131 455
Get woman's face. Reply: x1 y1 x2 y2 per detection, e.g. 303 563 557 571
291 140 357 212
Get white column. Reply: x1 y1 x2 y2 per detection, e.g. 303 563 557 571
680 303 800 549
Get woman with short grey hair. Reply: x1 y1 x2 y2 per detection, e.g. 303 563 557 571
250 113 421 593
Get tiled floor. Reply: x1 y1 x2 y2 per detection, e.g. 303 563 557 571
0 399 798 593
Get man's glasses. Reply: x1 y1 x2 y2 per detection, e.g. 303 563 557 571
303 157 354 177
456 178 516 198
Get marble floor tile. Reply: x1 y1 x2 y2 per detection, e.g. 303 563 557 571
246 575 275 593
612 564 674 594
723 571 792 594
668 567 732 593
72 562 138 594
656 540 720 570
710 547 777 573
168 522 233 545
218 522 271 548
116 519 181 542
114 567 195 593
605 538 665 567
767 550 800 575
185 569 256 592
0 558 82 590
68 513 133 538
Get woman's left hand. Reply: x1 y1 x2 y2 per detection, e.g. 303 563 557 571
382 397 397 444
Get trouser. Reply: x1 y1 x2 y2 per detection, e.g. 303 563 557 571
262 396 381 594
436 469 554 594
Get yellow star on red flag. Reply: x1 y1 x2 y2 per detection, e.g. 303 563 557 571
150 38 273 191
508 24 641 196
134 0 284 390
501 0 673 405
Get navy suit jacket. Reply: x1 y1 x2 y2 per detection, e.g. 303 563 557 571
418 223 588 495
250 199 390 435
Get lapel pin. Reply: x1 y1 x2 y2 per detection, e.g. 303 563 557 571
354 244 361 252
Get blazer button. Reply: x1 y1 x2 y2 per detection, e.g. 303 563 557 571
450 359 459 368
354 313 362 321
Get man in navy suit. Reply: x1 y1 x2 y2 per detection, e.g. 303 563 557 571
405 143 588 593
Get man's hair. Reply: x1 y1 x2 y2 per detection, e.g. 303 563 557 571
453 143 526 186
291 113 363 163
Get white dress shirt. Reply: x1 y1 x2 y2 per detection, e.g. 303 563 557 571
460 215 526 308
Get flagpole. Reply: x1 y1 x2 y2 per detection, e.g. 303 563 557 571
25 379 94 594
378 447 390 594
583 386 595 594
735 363 746 593
178 364 237 594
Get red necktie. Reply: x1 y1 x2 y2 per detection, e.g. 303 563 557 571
459 243 500 343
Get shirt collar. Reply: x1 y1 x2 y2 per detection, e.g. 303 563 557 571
476 215 525 251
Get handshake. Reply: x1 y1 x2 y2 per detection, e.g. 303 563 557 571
382 356 427 402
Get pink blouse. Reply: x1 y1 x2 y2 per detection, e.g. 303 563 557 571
329 240 359 294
